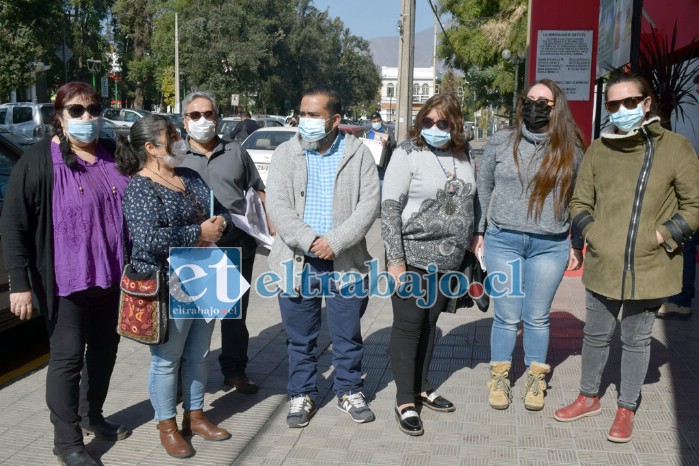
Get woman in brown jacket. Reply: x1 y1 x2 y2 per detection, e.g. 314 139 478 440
554 72 699 443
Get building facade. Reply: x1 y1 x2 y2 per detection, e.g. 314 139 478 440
379 66 441 123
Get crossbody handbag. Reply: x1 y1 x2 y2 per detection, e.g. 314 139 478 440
116 179 169 345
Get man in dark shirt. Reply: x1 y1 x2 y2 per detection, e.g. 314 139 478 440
180 91 270 394
229 111 259 142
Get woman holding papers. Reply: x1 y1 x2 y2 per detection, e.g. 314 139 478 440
471 79 585 412
116 114 235 458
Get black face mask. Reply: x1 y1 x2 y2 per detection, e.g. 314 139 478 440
522 100 552 131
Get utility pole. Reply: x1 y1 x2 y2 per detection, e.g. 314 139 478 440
395 0 415 143
174 12 181 114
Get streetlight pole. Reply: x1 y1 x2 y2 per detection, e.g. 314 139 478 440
502 49 525 125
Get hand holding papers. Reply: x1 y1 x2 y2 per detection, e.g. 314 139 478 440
229 189 274 250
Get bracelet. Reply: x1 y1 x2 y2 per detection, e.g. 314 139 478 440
386 258 406 267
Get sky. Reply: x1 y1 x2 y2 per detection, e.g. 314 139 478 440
312 0 437 40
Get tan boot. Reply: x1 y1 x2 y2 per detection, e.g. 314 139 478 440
158 418 194 458
523 362 550 411
182 410 232 441
488 362 512 410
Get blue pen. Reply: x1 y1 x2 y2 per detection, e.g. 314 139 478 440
209 188 214 217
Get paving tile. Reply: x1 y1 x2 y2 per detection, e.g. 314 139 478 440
1 219 698 465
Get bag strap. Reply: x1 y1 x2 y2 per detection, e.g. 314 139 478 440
122 176 169 269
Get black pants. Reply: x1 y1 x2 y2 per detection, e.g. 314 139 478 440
218 233 256 378
389 265 449 406
45 286 120 455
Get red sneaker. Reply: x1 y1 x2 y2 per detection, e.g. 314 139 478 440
554 394 602 422
607 407 634 443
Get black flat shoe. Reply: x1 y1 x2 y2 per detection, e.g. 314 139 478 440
81 419 131 441
417 390 455 412
394 406 424 436
56 449 97 466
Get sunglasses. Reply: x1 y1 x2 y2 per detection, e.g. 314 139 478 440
185 110 216 121
604 96 646 113
63 103 101 118
522 97 554 111
422 118 451 131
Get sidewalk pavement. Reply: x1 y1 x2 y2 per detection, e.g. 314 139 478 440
1 220 699 465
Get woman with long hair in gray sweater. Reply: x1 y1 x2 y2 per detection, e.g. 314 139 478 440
471 79 586 412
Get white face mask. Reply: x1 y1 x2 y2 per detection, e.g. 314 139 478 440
371 121 382 131
187 118 217 143
170 139 188 157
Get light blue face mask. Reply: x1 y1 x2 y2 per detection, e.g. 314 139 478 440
371 121 382 131
298 117 331 142
421 126 451 148
66 118 101 143
609 104 646 132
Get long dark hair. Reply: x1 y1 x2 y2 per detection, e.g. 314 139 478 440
115 114 175 176
512 79 586 221
408 93 467 154
52 82 100 169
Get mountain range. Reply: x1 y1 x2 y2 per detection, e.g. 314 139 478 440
369 26 446 72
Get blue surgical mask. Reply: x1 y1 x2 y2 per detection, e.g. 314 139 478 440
421 126 451 148
609 104 646 132
298 117 331 142
66 118 101 143
371 122 382 131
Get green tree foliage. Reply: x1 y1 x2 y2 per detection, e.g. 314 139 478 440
0 20 43 100
437 0 527 112
0 0 66 100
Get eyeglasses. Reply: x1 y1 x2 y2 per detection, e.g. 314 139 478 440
522 97 555 111
422 118 451 131
63 103 101 118
604 96 646 113
184 110 216 121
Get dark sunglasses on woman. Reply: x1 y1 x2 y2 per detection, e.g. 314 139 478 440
522 97 555 111
604 96 646 113
422 118 451 131
64 103 102 118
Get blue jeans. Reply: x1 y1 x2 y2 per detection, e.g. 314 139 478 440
149 318 215 420
484 225 569 367
668 231 698 307
580 290 661 410
278 257 368 404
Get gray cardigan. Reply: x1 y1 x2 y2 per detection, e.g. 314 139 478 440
266 132 380 293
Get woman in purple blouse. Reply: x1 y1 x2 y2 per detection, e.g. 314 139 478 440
0 82 130 466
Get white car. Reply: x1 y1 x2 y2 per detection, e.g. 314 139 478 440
102 108 151 127
241 127 298 183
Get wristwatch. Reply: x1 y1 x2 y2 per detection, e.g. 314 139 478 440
220 216 227 231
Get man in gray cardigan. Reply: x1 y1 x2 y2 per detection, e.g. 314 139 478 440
266 85 380 428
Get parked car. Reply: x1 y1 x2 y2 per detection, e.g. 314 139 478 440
241 124 374 183
252 114 287 126
99 119 130 141
153 112 187 137
218 116 284 139
0 128 36 147
0 131 31 332
102 108 151 127
0 102 54 143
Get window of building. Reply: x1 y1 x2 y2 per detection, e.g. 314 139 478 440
387 84 395 98
422 84 429 96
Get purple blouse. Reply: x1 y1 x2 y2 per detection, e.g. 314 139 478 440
51 141 130 296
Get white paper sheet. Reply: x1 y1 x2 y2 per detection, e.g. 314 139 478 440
229 189 275 250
